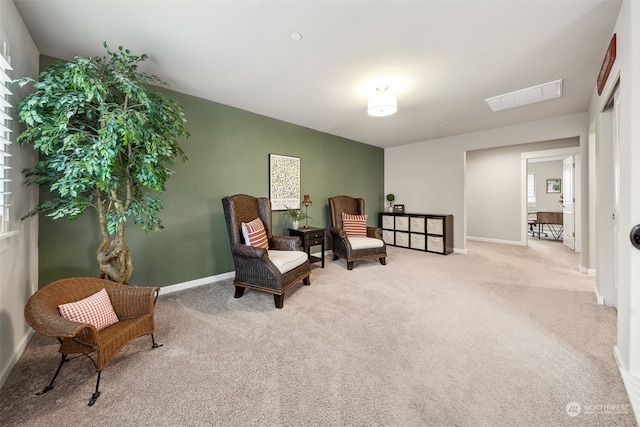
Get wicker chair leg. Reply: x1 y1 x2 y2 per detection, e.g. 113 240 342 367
379 257 386 265
303 276 311 286
274 294 285 309
234 286 246 298
88 371 101 406
36 353 68 396
347 261 354 270
333 254 339 260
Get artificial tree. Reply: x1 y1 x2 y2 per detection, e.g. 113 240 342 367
16 43 189 284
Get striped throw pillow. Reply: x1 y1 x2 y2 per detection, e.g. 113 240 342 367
58 288 119 331
241 217 269 249
342 213 367 237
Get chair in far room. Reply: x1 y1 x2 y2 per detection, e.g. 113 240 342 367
328 195 387 270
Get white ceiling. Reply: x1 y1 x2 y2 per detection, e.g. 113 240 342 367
13 0 622 149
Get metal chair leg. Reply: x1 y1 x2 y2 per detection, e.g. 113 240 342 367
36 353 68 395
151 334 163 349
88 371 101 406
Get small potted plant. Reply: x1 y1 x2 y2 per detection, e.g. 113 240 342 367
285 206 310 230
386 194 395 212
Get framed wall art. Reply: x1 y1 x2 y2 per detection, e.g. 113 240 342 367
393 204 405 213
546 178 561 193
269 154 301 210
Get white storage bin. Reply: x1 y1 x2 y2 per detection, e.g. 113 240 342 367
427 236 444 253
427 218 444 235
395 216 409 231
381 215 395 229
382 229 395 245
410 233 426 250
410 216 425 233
395 231 409 247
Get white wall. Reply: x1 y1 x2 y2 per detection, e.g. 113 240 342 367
385 112 588 254
587 0 640 416
466 140 576 244
528 160 564 213
0 1 39 388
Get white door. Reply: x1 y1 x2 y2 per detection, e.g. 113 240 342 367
562 156 575 250
612 86 621 306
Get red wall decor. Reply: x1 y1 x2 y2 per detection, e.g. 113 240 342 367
597 33 616 96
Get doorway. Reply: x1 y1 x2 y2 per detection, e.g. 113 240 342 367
595 84 620 308
521 146 580 250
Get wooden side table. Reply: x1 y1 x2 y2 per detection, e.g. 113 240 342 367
289 226 325 268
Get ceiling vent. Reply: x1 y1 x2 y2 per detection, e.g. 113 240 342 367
484 79 563 112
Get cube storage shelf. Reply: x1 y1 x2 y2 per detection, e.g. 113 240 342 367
379 212 453 255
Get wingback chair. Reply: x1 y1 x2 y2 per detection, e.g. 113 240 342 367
24 277 161 406
222 194 311 308
328 195 387 270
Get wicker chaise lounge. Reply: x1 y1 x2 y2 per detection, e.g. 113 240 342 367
24 277 161 406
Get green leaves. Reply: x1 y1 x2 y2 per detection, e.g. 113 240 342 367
17 43 189 239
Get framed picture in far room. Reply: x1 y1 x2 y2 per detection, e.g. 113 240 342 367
546 178 561 193
393 204 405 213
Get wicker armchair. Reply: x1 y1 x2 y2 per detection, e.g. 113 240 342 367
222 194 311 308
329 195 387 270
24 277 161 406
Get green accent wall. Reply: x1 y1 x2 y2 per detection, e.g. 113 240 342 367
35 57 384 287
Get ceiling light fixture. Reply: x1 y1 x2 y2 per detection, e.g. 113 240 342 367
484 79 563 112
368 85 397 117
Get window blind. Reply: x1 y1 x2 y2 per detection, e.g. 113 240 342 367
527 172 536 205
0 46 13 233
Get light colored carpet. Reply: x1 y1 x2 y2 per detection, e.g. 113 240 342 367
0 239 636 426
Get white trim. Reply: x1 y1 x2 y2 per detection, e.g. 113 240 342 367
0 330 33 389
467 235 525 246
159 271 235 295
593 285 605 305
0 229 18 253
521 146 580 160
453 248 468 254
0 229 18 241
579 265 596 275
614 346 640 424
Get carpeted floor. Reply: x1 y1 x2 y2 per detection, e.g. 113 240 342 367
0 239 636 426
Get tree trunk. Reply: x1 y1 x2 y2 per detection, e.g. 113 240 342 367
97 236 133 284
96 198 133 284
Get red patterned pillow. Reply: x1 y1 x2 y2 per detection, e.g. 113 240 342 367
58 288 119 331
342 213 367 237
241 217 269 249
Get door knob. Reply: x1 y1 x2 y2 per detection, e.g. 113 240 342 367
630 224 640 250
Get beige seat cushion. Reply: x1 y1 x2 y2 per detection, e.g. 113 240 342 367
348 236 384 250
269 250 308 274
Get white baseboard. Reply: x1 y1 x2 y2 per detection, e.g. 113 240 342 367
453 248 468 254
160 251 334 296
466 236 524 246
593 285 605 305
613 346 640 424
0 329 34 389
159 272 235 295
579 265 596 275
